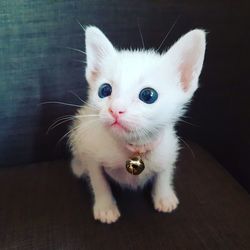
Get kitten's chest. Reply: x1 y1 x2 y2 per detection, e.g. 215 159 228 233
102 156 155 189
98 144 128 168
99 150 125 167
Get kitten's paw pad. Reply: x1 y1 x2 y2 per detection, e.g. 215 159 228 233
153 194 179 213
94 203 120 224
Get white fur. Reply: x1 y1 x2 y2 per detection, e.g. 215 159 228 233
70 26 206 223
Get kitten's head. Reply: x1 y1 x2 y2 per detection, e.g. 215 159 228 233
85 26 206 143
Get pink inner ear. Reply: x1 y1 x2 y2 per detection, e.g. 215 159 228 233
90 69 99 81
86 65 100 83
178 46 200 92
180 63 193 92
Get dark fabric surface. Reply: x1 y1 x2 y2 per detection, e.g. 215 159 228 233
0 143 249 250
0 0 249 191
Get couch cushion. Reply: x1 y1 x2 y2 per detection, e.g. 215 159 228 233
1 0 250 193
0 143 249 249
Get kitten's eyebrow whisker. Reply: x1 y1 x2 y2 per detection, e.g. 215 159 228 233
76 19 86 32
137 19 145 49
156 15 181 52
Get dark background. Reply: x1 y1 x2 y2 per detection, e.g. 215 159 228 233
0 0 249 191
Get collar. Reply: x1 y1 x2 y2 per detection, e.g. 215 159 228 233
125 136 161 155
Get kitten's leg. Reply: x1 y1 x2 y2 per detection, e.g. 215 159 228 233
152 167 179 213
71 157 86 177
87 160 120 224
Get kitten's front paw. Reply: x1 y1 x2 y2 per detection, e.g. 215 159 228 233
93 201 120 224
153 192 179 213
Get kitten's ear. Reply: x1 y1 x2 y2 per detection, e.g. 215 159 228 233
85 26 116 82
166 29 206 93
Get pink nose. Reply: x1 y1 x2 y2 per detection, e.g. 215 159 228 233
108 107 125 118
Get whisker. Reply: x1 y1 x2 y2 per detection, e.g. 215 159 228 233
52 114 74 122
72 59 87 64
47 118 75 134
157 15 181 52
56 119 96 147
48 113 100 134
69 91 99 110
69 90 85 103
39 101 83 108
178 118 198 127
76 19 86 32
75 114 99 118
137 19 145 49
64 46 86 55
178 136 196 158
57 128 76 146
47 115 75 130
69 90 84 103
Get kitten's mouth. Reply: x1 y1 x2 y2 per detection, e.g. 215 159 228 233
111 120 130 132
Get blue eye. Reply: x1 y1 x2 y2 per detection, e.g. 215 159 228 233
139 87 158 104
98 83 112 98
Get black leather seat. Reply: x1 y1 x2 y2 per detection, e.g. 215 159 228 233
1 143 249 249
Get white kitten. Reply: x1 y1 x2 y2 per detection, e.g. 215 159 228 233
69 26 206 224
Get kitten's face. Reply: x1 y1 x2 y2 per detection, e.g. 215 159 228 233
85 27 206 143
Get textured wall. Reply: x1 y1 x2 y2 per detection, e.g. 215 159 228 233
0 1 249 190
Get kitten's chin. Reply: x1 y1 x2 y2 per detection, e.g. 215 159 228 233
102 119 156 144
103 121 134 140
108 124 157 145
102 118 131 134
109 123 131 137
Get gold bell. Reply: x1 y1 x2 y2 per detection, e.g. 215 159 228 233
126 154 145 175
